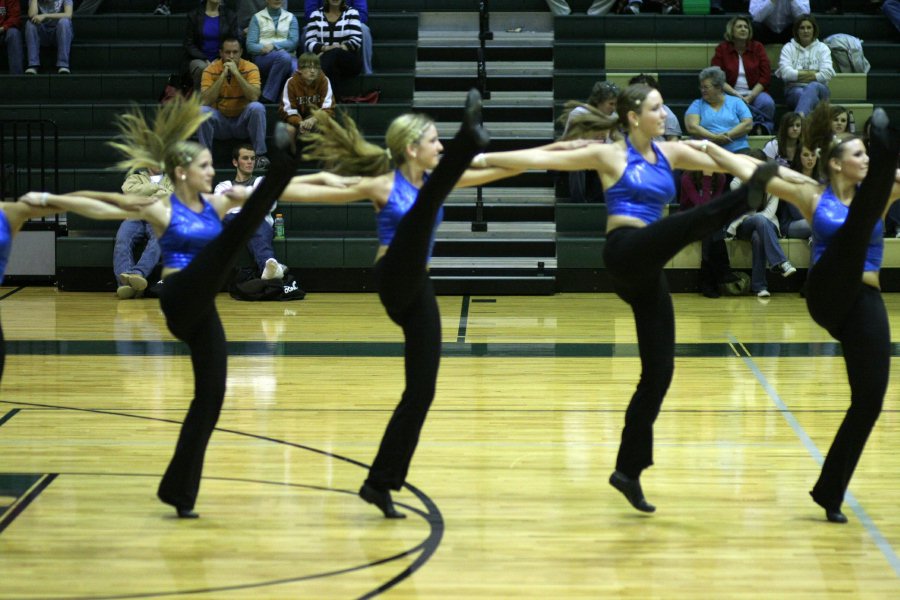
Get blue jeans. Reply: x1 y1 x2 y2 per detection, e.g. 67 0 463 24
198 103 268 155
736 214 787 293
252 49 295 103
113 220 160 283
784 82 830 117
222 212 275 274
746 91 775 134
25 17 73 69
1 27 24 74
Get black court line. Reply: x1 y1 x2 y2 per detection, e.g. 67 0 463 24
0 408 19 427
6 340 877 358
0 399 443 599
0 473 57 536
0 286 26 301
457 295 470 343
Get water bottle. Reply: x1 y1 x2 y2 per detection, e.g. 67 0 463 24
274 214 285 240
847 110 856 134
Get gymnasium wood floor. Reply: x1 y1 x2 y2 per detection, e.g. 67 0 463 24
1 285 899 599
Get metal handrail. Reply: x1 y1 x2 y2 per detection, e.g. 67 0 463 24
0 119 61 226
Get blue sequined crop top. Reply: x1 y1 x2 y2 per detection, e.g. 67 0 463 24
811 186 883 272
376 170 443 260
0 209 12 284
158 193 223 270
604 137 676 225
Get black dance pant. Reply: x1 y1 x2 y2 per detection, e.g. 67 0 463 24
156 151 298 510
805 137 898 512
603 183 754 479
364 131 484 492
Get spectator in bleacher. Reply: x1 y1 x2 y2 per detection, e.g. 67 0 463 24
247 0 299 104
777 143 814 240
305 0 372 75
304 0 361 99
685 66 753 154
559 80 619 203
214 143 286 280
885 0 900 33
763 111 803 166
0 0 24 74
750 0 809 44
711 16 775 136
198 37 270 169
24 0 73 75
726 149 796 298
183 0 239 94
776 14 833 117
627 74 681 141
679 169 731 297
544 0 618 16
830 104 850 134
114 168 172 299
238 0 287 39
279 52 334 135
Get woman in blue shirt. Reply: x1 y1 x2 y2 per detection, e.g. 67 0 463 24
471 84 805 514
704 103 900 523
685 66 753 155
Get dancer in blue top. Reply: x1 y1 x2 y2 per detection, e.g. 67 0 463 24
27 96 354 518
472 84 809 513
703 102 900 523
278 90 535 518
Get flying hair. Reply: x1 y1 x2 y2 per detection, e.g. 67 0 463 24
108 95 210 181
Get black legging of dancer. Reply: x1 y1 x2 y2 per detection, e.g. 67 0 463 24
362 130 486 507
804 129 899 518
604 173 769 487
156 149 299 516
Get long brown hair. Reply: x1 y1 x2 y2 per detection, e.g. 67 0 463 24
108 95 209 181
558 84 654 140
302 109 435 176
805 101 859 182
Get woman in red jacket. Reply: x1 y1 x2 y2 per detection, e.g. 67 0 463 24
711 15 775 136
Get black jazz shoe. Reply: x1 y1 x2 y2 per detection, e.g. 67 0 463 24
359 483 406 519
609 470 656 513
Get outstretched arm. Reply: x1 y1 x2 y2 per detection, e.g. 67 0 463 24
474 141 608 173
455 166 524 189
280 173 381 205
65 190 159 208
21 192 146 220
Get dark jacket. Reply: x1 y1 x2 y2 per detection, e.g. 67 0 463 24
183 5 239 64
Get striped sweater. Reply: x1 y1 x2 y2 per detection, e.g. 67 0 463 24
304 8 362 53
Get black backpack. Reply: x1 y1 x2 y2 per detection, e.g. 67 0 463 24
228 266 306 301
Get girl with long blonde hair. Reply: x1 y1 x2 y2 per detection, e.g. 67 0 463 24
26 96 352 518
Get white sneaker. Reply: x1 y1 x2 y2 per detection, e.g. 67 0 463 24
25 67 37 75
57 67 70 74
625 2 641 13
777 261 797 277
261 258 286 280
757 289 771 298
153 3 171 15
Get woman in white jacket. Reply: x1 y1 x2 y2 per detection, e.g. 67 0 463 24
776 14 834 116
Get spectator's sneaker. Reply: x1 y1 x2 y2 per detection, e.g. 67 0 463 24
261 258 286 281
661 4 675 13
757 289 771 298
116 285 137 300
153 3 171 15
57 67 70 74
775 261 797 277
625 2 640 13
255 155 271 170
25 67 37 75
120 272 148 292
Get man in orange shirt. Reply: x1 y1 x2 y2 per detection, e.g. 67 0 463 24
198 37 270 169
